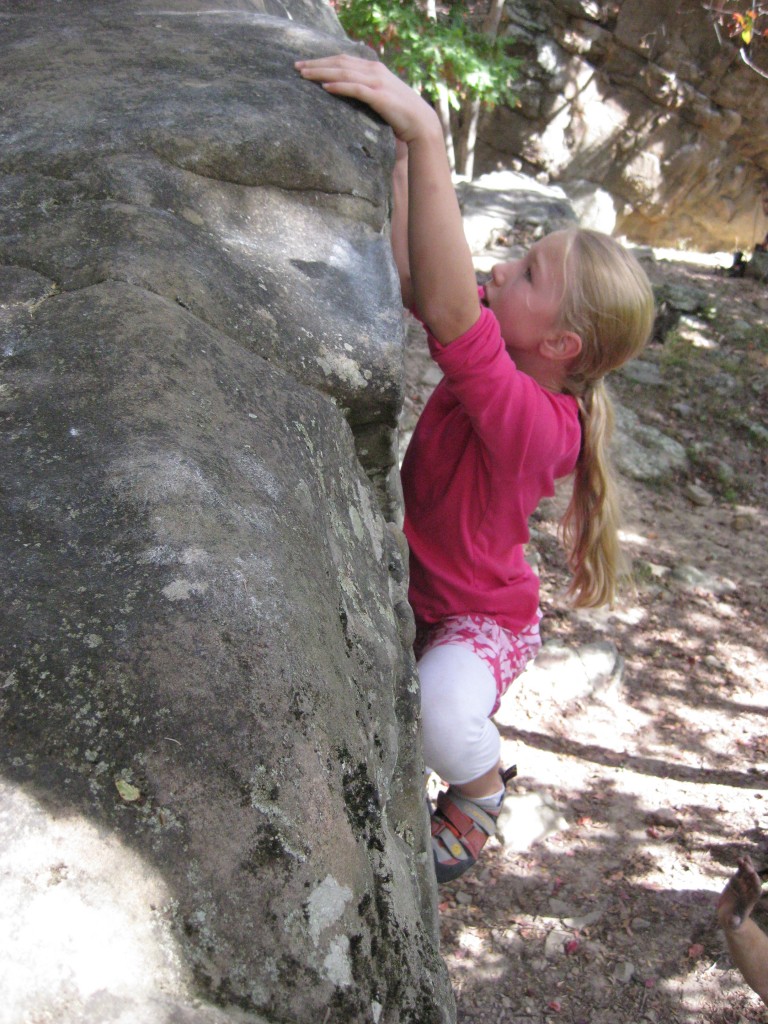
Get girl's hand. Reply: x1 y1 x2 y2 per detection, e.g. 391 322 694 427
296 53 479 343
295 54 439 145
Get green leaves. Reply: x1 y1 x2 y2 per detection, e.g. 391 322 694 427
335 0 520 110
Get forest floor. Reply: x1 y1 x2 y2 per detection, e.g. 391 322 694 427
400 248 768 1024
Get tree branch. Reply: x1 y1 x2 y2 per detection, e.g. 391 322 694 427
739 43 768 78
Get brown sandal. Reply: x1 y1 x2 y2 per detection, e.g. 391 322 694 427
430 766 517 883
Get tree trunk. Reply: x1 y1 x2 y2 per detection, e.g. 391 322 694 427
454 0 506 178
456 100 480 179
424 0 456 170
435 84 456 172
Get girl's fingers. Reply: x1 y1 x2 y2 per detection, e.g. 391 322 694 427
295 53 372 66
296 57 390 108
295 54 378 76
295 53 434 143
295 54 390 91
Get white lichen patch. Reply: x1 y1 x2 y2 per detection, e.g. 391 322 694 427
180 207 205 226
179 547 209 565
354 478 383 562
161 580 209 602
327 239 356 270
315 350 368 390
294 421 315 457
322 935 352 988
306 875 353 946
139 546 177 565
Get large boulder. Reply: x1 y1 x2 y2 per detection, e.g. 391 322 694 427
0 3 454 1022
478 0 768 253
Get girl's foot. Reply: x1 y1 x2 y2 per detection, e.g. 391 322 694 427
430 766 516 883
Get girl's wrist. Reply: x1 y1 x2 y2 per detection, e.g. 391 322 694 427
400 105 443 147
405 117 445 151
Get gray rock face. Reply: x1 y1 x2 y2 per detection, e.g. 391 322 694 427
0 3 453 1022
479 0 768 252
613 404 689 481
457 171 578 254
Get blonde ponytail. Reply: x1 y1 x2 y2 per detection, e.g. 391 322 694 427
561 381 623 607
555 229 655 608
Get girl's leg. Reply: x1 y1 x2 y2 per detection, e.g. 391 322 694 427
418 642 501 792
418 642 509 881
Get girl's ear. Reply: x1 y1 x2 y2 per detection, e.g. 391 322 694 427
542 330 582 363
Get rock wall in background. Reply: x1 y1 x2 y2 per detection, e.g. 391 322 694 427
478 0 768 252
0 2 454 1022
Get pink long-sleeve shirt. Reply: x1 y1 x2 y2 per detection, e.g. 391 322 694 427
402 304 582 635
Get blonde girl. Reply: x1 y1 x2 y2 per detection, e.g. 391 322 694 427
297 54 655 882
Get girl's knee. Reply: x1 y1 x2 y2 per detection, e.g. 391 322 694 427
418 644 497 710
417 643 501 784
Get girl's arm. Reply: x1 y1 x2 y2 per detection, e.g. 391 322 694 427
391 139 412 309
296 54 479 345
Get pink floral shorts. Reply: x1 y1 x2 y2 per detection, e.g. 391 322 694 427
415 612 542 715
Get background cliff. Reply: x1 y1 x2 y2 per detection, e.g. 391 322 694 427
476 0 768 252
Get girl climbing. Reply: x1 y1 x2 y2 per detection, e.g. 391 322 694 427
296 53 655 882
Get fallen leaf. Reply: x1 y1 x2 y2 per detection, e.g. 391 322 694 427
688 943 705 959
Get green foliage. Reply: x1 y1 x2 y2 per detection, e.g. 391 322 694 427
333 0 520 111
718 2 768 44
705 2 768 76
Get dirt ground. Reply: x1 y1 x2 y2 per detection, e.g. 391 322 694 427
401 252 768 1024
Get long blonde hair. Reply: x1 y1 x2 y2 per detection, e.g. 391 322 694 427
556 228 655 607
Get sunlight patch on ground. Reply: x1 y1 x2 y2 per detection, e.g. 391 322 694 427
684 607 730 636
608 604 647 626
645 246 734 269
618 528 651 547
446 933 507 979
718 642 768 691
569 600 648 629
709 599 738 620
457 927 485 955
677 317 719 349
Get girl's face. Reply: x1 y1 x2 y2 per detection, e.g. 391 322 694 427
483 231 571 369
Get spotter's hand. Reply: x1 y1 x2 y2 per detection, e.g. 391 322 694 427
295 53 439 145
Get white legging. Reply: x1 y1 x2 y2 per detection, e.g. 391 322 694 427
418 642 500 786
